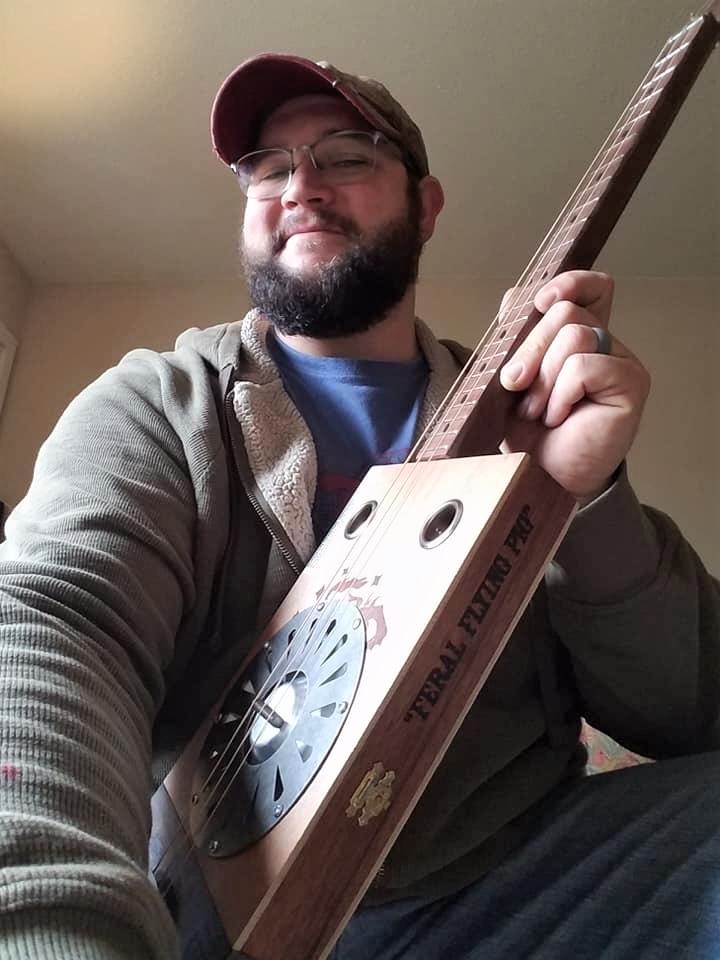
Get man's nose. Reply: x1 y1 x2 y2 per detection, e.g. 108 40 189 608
280 153 335 208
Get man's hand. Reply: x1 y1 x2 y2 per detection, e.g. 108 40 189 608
498 270 650 504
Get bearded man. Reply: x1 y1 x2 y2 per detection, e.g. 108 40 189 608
0 54 718 960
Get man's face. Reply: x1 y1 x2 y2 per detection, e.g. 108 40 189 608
238 95 428 340
241 95 412 276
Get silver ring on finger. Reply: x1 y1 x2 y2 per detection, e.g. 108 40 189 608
591 326 612 356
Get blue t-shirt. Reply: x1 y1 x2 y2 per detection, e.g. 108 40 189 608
267 330 429 541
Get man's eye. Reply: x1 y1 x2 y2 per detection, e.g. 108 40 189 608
329 155 372 168
257 168 289 182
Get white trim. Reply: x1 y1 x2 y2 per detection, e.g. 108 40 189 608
0 319 18 417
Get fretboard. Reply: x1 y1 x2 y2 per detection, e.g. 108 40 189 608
414 8 719 462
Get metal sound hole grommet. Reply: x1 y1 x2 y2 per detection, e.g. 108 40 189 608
345 500 378 539
190 602 366 857
420 499 463 549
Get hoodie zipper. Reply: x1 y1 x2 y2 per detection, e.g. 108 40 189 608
223 388 303 578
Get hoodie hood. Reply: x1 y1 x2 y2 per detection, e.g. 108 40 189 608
175 309 467 563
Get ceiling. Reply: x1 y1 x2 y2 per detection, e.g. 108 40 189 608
1 0 718 285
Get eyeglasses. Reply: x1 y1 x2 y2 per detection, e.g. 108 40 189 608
231 130 402 200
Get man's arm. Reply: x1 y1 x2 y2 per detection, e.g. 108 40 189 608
546 468 720 757
0 349 226 958
498 269 720 758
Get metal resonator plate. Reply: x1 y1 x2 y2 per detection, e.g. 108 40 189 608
190 602 366 857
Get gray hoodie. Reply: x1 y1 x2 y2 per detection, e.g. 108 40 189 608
1 311 718 959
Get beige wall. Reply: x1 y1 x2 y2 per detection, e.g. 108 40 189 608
417 275 720 572
0 275 717 572
0 241 29 342
608 278 719 572
0 243 29 526
0 278 250 508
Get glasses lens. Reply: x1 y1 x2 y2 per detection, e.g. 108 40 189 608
234 133 383 199
313 132 377 182
236 149 291 198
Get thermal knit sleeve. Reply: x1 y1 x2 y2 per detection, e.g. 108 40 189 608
0 347 227 960
545 466 720 759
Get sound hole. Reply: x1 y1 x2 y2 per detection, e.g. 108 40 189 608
345 500 377 538
420 499 463 549
246 671 308 765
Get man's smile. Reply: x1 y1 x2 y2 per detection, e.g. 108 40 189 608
279 225 348 252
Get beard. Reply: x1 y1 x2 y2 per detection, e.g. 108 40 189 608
241 189 423 339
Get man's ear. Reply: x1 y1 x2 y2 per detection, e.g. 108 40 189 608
417 176 445 243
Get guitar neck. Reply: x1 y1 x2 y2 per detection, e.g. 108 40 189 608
415 8 720 463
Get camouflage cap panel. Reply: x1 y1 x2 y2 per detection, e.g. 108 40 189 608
316 60 429 177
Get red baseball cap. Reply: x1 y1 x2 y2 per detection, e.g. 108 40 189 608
210 53 430 177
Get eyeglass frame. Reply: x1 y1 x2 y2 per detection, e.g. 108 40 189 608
230 129 408 199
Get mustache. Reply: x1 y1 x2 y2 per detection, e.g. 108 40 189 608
273 212 359 253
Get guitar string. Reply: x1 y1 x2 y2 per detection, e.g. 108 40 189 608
193 4 700 836
192 19 694 804
155 19 691 890
409 20 698 457
154 18 696 890
194 11 700 802
156 20 687 880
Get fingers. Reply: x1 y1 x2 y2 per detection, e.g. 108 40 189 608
515 321 646 428
534 270 614 326
515 321 608 421
500 300 620 398
499 270 615 393
542 352 646 428
494 270 652 500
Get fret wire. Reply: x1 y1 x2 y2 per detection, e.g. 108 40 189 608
545 27 695 238
451 375 487 393
487 340 518 356
491 315 530 333
473 320 527 361
527 237 574 268
580 109 650 191
653 38 692 70
647 27 697 82
470 344 515 372
461 370 492 389
622 108 653 130
451 375 491 399
454 387 491 410
452 393 483 407
560 23 695 227
666 20 696 45
585 155 624 184
448 402 480 417
549 109 642 239
522 65 666 272
642 62 681 92
651 45 689 77
418 15 707 459
633 86 664 113
472 363 496 376
442 413 468 430
487 337 515 357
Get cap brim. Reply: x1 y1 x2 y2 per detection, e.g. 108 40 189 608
211 54 376 166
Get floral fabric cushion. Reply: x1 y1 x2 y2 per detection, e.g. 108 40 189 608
581 721 652 774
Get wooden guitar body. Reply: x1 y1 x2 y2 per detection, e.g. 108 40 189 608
155 454 575 958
